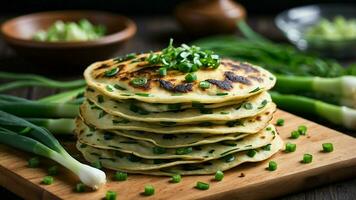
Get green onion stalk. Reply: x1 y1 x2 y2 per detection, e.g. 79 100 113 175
193 21 356 77
270 92 356 130
0 100 79 118
0 71 85 92
27 118 76 134
0 111 106 189
274 75 356 108
37 87 85 104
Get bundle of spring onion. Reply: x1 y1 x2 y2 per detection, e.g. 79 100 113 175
192 21 356 130
0 110 106 189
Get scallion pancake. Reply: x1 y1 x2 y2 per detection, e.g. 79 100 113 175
86 90 272 124
77 133 283 175
76 118 276 160
84 54 276 104
80 101 276 134
76 117 252 148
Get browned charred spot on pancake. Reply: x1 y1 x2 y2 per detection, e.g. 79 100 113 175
95 63 111 70
120 76 129 81
159 80 175 91
256 116 262 121
261 136 266 139
79 129 84 134
94 73 102 79
206 79 233 90
136 63 149 68
248 75 264 82
175 83 193 93
229 62 259 73
265 111 270 115
159 79 193 93
225 71 252 85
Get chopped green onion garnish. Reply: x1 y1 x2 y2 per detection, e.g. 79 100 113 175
114 171 128 181
176 147 193 155
276 118 285 126
214 170 224 181
290 130 300 139
243 103 253 110
91 160 102 169
171 174 181 183
267 161 277 171
196 181 209 190
216 92 228 96
152 146 167 154
302 154 313 163
158 68 167 76
105 190 117 200
135 93 152 97
246 149 256 157
144 185 155 196
104 68 119 77
130 77 147 87
106 85 114 92
261 144 271 151
298 125 307 135
97 95 104 103
48 165 59 175
28 157 40 168
75 183 86 192
199 81 211 89
185 73 197 82
146 39 220 74
285 142 296 152
322 143 334 152
42 176 54 185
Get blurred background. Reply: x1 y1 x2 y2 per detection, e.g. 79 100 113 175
1 0 355 74
1 1 356 199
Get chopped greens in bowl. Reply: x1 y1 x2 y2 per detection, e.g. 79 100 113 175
305 16 356 41
33 19 106 42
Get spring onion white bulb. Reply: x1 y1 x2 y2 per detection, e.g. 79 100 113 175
0 111 106 189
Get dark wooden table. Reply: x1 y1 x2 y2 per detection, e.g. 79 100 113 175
1 15 356 200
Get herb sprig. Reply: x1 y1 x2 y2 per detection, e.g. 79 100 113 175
146 39 220 75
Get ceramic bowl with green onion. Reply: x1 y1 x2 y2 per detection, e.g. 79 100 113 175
275 4 356 58
1 10 136 67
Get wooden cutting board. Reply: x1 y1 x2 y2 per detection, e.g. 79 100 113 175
1 109 356 200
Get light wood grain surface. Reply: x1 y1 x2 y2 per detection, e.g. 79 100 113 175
1 110 356 200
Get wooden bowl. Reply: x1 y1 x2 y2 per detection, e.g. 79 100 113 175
1 10 136 67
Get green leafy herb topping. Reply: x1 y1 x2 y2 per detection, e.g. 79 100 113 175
146 39 220 74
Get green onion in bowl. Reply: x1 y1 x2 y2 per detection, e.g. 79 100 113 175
33 19 106 42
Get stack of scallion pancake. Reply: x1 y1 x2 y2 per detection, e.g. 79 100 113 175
76 52 283 176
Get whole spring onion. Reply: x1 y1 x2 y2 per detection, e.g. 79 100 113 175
271 92 356 130
275 75 356 108
0 111 106 189
0 100 79 118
